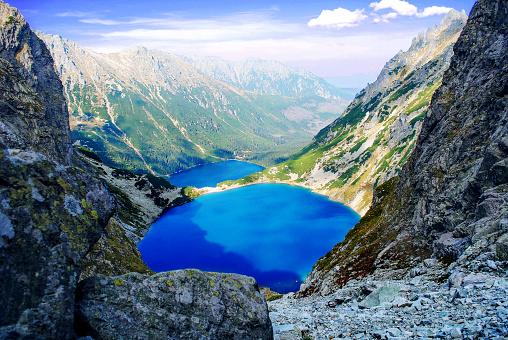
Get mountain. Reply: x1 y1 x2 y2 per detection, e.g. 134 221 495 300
181 55 354 99
36 33 352 175
220 10 468 216
0 2 272 338
299 0 507 297
0 3 114 337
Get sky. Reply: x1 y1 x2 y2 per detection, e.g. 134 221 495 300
7 0 476 81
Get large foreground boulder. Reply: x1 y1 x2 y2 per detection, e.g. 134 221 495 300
75 270 273 340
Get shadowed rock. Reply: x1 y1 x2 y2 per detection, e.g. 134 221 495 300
75 270 273 340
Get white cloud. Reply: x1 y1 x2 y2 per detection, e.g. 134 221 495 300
308 8 367 29
92 13 300 43
80 19 122 25
56 11 96 18
417 6 453 17
369 0 418 16
373 12 398 23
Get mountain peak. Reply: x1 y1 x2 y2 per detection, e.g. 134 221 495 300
0 0 25 26
410 9 468 49
438 8 469 31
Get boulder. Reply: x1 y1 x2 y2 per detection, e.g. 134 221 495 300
75 270 273 340
359 283 400 308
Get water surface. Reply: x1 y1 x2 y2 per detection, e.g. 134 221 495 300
138 183 360 293
168 160 264 188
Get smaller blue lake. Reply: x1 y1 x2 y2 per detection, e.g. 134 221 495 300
138 183 360 293
168 160 264 188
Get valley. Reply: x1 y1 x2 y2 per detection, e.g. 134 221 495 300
38 32 353 175
0 0 507 339
218 9 468 216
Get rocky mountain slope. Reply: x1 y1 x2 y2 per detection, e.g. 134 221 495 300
0 2 273 338
298 0 507 298
0 4 115 337
36 32 352 174
75 148 187 280
223 10 468 216
181 55 353 99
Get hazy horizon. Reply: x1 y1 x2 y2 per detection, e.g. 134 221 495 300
8 0 475 87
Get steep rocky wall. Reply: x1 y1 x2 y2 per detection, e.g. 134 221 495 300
300 0 507 297
0 2 115 338
0 3 71 163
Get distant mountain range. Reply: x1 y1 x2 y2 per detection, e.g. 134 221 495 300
222 9 468 216
181 55 354 99
37 32 353 175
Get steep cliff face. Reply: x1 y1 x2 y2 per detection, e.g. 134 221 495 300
0 3 71 163
300 0 507 297
0 2 115 338
221 10 467 216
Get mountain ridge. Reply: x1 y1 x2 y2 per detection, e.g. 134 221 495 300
219 9 468 216
299 0 507 297
37 32 352 175
181 54 355 99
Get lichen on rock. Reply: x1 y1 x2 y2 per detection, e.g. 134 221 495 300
75 270 273 340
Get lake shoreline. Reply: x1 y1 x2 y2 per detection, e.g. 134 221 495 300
139 181 360 293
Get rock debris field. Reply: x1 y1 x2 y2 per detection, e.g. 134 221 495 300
269 258 508 340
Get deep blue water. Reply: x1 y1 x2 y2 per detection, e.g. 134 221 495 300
168 160 264 188
138 183 360 293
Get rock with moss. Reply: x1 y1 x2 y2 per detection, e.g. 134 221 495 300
0 2 114 338
77 150 191 279
79 217 154 280
77 150 188 244
75 270 273 339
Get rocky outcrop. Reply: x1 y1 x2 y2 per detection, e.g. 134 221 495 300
76 149 188 279
221 10 468 216
299 0 507 297
79 217 154 280
75 270 273 339
0 2 115 338
0 3 72 162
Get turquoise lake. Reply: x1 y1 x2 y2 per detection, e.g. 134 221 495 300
138 162 360 293
168 160 264 188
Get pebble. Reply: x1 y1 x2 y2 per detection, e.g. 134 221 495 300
269 267 508 340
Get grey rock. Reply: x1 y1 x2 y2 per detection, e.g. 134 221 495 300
462 273 495 287
359 284 400 308
487 260 498 270
75 270 273 340
433 233 471 260
0 2 115 338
